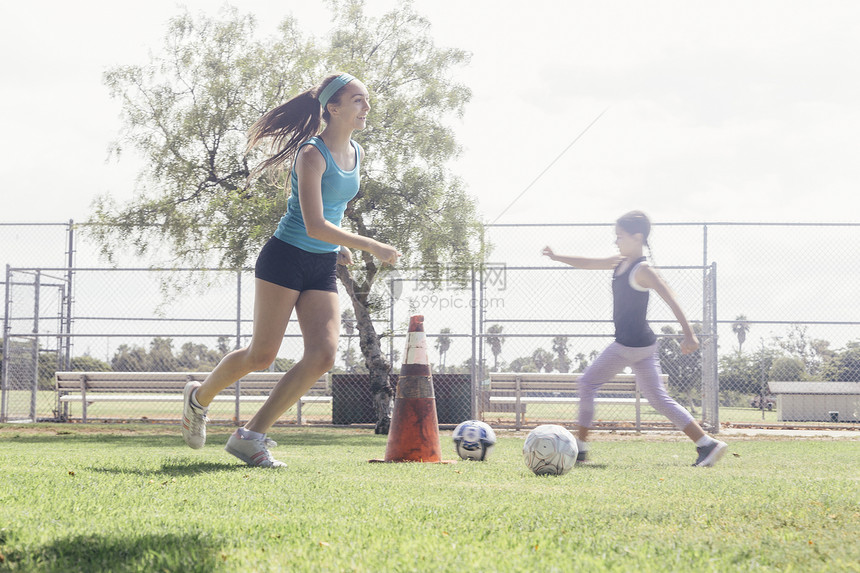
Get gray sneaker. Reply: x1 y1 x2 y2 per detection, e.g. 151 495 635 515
181 381 208 449
225 431 287 468
693 440 728 467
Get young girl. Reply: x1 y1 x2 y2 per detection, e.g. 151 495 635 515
181 73 400 467
542 211 727 467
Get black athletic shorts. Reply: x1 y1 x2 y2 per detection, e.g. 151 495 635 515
254 236 338 293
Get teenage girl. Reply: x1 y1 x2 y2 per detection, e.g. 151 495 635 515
181 73 400 467
542 211 727 467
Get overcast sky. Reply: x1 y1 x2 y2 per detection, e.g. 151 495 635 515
2 0 859 227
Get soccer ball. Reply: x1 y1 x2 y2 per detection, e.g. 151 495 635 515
452 420 497 461
522 424 579 476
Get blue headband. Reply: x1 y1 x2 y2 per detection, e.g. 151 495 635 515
318 73 356 110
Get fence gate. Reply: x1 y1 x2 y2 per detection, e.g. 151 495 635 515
1 267 68 422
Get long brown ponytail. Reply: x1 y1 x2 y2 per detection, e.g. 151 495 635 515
246 74 352 178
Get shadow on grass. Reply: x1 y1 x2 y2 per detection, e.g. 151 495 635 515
88 459 242 477
574 462 610 470
267 429 385 448
0 433 192 448
1 531 228 573
0 427 379 448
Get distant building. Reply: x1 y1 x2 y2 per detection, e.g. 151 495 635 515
768 381 860 423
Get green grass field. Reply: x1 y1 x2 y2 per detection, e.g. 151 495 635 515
1 425 858 573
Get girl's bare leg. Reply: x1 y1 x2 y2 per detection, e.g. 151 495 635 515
245 289 340 433
195 279 300 407
683 421 706 442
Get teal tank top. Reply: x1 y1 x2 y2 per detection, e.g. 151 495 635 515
274 136 361 253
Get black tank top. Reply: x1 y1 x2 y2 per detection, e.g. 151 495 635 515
612 256 657 347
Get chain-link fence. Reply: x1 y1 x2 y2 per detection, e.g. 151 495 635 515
2 221 859 429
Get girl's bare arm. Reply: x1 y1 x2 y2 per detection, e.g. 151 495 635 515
542 246 623 270
296 146 399 264
635 264 699 354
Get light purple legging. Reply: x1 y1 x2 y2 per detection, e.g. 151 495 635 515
577 341 694 430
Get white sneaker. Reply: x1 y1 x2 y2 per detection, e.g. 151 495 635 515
225 431 287 468
181 381 208 449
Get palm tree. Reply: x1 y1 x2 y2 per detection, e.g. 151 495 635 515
732 315 750 354
532 348 554 373
435 327 452 374
486 324 505 371
552 336 571 373
575 352 588 372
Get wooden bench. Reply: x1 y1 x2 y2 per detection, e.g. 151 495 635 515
485 372 668 430
55 371 330 425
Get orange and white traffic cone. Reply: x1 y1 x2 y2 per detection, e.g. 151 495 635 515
375 315 451 463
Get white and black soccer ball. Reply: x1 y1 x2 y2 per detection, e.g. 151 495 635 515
522 424 579 476
452 420 497 461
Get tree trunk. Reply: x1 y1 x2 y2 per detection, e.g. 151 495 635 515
337 265 394 434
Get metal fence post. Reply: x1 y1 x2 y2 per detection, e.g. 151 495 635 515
389 276 395 368
703 224 710 428
63 220 74 371
470 264 478 419
709 262 719 432
514 374 522 431
1 264 10 422
478 264 485 390
234 270 242 426
30 270 40 422
701 262 720 433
